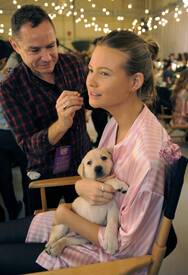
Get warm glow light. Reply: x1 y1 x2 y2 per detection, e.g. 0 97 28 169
0 0 186 38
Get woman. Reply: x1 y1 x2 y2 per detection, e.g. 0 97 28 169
171 69 188 126
0 30 181 274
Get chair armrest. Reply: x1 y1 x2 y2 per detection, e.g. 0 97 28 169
170 124 188 129
25 256 152 275
29 176 81 189
29 176 81 212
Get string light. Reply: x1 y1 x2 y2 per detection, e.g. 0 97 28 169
0 1 187 37
183 0 188 5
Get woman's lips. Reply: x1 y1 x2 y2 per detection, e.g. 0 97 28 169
89 91 101 97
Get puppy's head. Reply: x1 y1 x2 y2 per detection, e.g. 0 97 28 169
77 148 113 180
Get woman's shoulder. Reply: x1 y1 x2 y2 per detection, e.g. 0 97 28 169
133 108 181 165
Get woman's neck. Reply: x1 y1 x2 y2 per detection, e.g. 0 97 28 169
112 98 144 144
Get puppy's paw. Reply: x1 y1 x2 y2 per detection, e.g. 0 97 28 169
117 187 128 193
110 179 129 193
46 224 69 249
45 238 67 257
103 231 118 255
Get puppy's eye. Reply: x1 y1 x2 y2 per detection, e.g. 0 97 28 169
87 160 92 165
101 156 107 161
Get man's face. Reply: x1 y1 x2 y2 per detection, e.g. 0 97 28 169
10 20 58 78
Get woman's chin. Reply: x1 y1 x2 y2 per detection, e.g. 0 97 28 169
89 100 101 109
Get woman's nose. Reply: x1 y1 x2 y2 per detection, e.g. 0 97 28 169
87 73 97 87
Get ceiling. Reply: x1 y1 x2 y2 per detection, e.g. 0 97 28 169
0 0 185 38
0 0 182 16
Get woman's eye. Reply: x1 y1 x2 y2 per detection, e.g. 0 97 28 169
100 71 109 76
87 160 92 165
88 68 93 73
101 156 107 161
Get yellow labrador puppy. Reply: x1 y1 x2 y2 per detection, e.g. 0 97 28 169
45 148 128 256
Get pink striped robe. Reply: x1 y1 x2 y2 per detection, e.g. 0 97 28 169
26 105 181 273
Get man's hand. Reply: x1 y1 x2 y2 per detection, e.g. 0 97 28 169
48 91 83 145
56 91 83 131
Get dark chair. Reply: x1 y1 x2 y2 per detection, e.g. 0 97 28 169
156 86 172 116
28 156 187 275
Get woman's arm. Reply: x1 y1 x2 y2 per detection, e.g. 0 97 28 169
55 203 100 245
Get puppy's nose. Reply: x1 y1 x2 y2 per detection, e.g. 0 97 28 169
94 165 103 176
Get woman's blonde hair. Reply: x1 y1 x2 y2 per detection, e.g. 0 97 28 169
97 30 159 102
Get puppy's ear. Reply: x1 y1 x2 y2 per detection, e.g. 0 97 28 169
107 147 113 155
77 161 85 178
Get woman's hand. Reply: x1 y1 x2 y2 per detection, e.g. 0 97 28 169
75 178 115 205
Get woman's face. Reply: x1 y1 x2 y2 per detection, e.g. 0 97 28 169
86 45 135 111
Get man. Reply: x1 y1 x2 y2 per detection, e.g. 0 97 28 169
0 5 91 213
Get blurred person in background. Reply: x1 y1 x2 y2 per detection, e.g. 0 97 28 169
0 40 14 81
0 38 28 220
171 69 188 126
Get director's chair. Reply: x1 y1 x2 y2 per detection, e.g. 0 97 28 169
27 156 187 275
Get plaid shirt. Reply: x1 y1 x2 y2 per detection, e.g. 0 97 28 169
0 53 91 177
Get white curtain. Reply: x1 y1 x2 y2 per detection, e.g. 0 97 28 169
150 10 188 59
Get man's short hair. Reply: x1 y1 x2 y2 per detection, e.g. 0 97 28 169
11 4 55 37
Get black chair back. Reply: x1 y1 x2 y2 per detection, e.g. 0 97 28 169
164 156 187 219
164 156 187 257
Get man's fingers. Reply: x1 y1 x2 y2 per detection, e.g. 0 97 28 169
57 105 82 117
56 97 83 110
56 91 80 104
